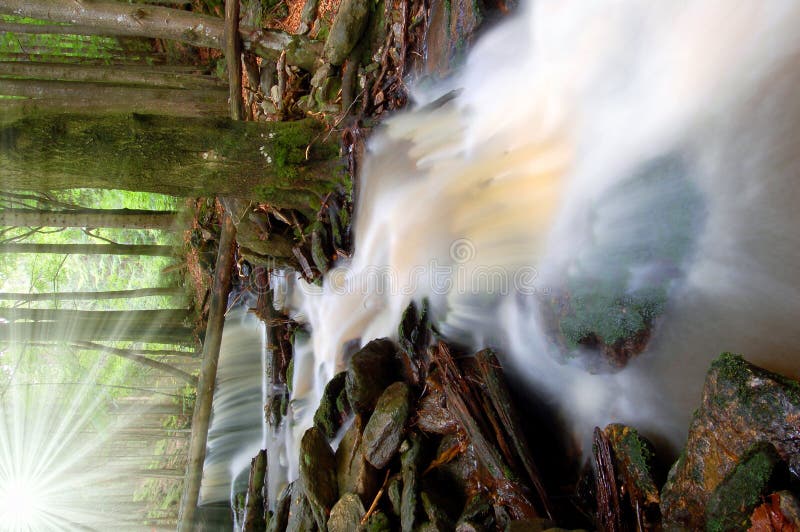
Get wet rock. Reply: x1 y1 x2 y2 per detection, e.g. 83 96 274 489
705 442 781 532
456 494 494 531
286 480 317 532
299 426 338 529
362 509 392 531
266 482 293 532
323 0 370 65
424 0 484 77
749 491 800 530
327 493 365 532
417 386 458 435
387 477 402 517
298 0 319 34
661 353 800 529
314 371 350 439
336 416 381 506
400 434 423 532
433 433 478 505
474 349 551 514
504 519 563 531
397 301 431 385
421 490 455 530
363 381 412 468
242 449 267 532
346 338 400 415
603 424 660 527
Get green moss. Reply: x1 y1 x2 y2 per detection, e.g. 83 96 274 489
705 442 779 532
363 510 391 531
286 357 295 394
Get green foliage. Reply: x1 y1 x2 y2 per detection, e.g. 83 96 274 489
1 189 184 310
0 15 129 64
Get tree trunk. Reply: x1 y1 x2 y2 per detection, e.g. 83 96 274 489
0 307 190 324
0 208 179 229
0 287 186 301
0 113 342 210
70 340 195 384
0 78 227 118
0 320 193 343
0 243 175 256
0 0 321 69
0 61 224 90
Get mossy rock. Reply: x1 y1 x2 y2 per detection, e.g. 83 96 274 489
346 338 400 415
313 370 350 439
705 442 780 532
661 353 800 529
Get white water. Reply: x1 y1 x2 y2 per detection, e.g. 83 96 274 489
267 0 800 501
200 301 267 509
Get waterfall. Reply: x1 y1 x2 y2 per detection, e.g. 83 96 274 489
198 296 267 525
276 0 800 494
198 0 800 516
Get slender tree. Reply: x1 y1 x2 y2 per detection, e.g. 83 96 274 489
0 287 186 302
0 243 175 256
0 78 227 118
0 61 223 90
0 208 179 229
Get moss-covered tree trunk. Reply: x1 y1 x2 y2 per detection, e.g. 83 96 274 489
0 112 343 212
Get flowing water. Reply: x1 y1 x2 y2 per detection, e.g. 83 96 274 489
211 0 800 511
199 296 267 527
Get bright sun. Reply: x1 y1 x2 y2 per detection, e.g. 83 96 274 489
0 477 44 531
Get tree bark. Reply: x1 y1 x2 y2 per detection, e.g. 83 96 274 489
0 287 185 302
225 0 243 120
0 307 190 324
0 0 321 69
0 78 227 119
0 243 175 256
0 61 224 90
0 319 193 343
71 340 195 384
0 112 342 209
0 208 179 229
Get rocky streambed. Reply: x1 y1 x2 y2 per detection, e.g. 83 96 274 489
232 301 800 531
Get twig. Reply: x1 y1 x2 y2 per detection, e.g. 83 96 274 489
361 469 392 525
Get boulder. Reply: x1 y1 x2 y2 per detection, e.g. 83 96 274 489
266 482 293 532
346 338 399 415
314 371 350 439
299 426 338 529
335 416 381 506
322 0 370 65
400 433 423 532
327 493 365 532
286 480 317 532
705 442 781 532
661 353 800 529
363 381 412 468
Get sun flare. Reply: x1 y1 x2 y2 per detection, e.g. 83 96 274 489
0 476 45 531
